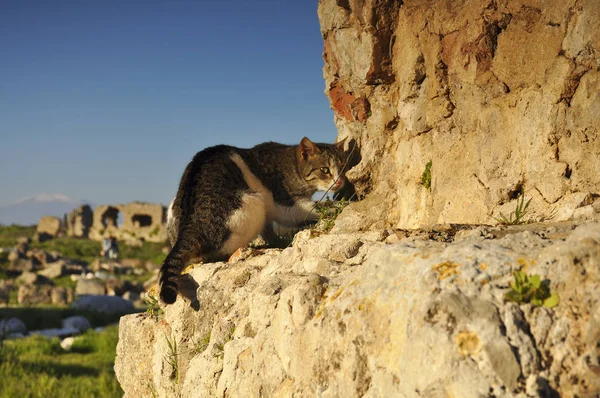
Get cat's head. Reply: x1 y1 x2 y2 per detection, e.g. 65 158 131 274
296 137 346 192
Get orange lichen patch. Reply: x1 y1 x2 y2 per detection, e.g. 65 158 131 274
314 287 345 320
228 248 244 263
456 331 482 356
479 263 487 271
432 261 461 280
517 257 535 272
330 287 344 301
357 298 374 313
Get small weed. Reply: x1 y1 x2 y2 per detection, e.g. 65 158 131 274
194 331 211 354
505 271 559 308
313 198 349 233
213 324 235 360
421 160 432 189
494 193 532 225
164 334 179 384
144 294 163 321
214 342 225 360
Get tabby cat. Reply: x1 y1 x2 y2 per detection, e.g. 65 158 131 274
159 137 346 304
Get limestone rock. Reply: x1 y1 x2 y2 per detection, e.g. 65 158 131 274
17 284 53 305
36 216 61 242
75 278 106 296
51 287 74 306
38 261 67 279
16 271 53 286
0 280 11 305
72 295 135 314
114 222 600 397
318 0 600 229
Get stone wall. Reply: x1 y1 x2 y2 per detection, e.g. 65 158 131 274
320 0 600 229
88 202 167 243
66 205 93 238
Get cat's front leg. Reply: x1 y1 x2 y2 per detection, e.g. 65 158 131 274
261 222 280 247
274 199 319 227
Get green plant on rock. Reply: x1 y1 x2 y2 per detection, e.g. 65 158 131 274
421 160 432 189
194 331 211 354
505 271 559 308
314 198 348 233
144 294 163 321
164 334 179 384
494 192 532 225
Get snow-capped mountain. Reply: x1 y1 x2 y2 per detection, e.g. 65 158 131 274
0 194 92 226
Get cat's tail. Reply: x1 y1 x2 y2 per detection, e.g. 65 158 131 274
159 243 185 304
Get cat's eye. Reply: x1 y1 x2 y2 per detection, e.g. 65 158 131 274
320 167 330 175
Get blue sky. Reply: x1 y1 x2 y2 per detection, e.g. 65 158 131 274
0 1 337 207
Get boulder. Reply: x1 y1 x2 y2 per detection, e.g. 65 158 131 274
75 278 106 296
38 261 67 279
62 316 91 333
106 278 131 296
72 295 135 314
0 280 12 305
16 236 31 245
36 216 61 241
0 317 27 337
17 284 53 305
16 272 53 286
10 258 39 273
60 336 77 351
51 287 74 306
26 248 57 265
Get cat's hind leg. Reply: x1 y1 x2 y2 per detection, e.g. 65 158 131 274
219 192 267 256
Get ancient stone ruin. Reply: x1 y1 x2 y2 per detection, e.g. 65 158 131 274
88 202 167 243
66 205 93 239
35 202 167 243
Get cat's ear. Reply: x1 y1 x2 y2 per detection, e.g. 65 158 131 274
299 137 320 159
333 138 347 153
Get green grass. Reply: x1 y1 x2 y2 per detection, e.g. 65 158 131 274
0 225 36 248
32 236 167 266
118 241 166 265
0 326 123 398
32 238 100 264
494 192 532 225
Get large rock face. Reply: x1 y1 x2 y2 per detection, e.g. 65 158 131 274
319 0 600 229
115 221 600 397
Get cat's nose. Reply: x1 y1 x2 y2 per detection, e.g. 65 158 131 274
333 176 345 190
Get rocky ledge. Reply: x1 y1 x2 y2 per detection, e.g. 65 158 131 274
115 220 600 397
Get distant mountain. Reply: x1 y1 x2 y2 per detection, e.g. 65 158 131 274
0 194 93 226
